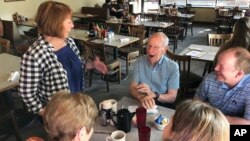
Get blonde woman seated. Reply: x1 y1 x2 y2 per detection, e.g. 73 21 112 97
43 92 98 141
163 100 229 141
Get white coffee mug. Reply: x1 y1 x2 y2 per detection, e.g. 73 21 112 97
99 100 112 110
106 130 126 141
99 99 117 114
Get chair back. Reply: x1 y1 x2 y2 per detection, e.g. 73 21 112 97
82 40 121 91
2 20 30 55
82 40 107 63
216 15 234 33
127 24 146 54
166 50 191 79
106 22 121 34
0 38 11 53
207 33 232 47
166 50 203 93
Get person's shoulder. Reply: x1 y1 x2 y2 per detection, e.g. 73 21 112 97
162 55 178 67
243 74 250 85
23 37 54 60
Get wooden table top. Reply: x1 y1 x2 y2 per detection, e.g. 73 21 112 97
70 29 139 49
72 13 98 18
106 20 174 29
0 53 21 93
178 44 219 62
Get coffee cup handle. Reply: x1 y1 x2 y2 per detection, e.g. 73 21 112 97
105 136 113 141
99 103 103 111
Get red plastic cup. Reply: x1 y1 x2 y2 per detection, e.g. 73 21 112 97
136 107 146 127
138 126 151 141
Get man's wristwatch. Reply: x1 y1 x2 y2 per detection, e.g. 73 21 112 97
154 92 160 100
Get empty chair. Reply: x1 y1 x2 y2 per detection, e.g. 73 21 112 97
118 24 146 75
82 40 121 92
216 14 234 34
1 20 30 56
163 15 184 53
166 50 203 96
106 22 121 34
0 38 11 53
207 33 232 46
202 33 232 76
183 15 195 37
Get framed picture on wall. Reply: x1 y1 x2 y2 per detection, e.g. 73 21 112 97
4 0 25 2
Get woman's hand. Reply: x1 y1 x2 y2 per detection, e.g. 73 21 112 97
93 57 108 74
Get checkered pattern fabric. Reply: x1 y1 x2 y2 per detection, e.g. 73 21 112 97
18 36 85 113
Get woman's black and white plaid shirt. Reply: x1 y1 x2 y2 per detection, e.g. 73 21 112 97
18 36 85 114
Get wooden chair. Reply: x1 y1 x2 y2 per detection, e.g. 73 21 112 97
106 22 121 34
2 20 30 56
216 14 234 34
118 24 146 75
183 14 195 38
202 33 233 76
0 109 22 141
163 15 184 53
0 38 11 53
207 33 232 46
166 50 203 95
82 40 121 92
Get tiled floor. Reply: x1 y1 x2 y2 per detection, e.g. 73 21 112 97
1 23 217 141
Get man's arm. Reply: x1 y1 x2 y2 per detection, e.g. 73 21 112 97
130 81 155 109
226 116 250 125
157 89 177 103
130 81 177 109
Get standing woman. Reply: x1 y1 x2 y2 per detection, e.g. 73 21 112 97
18 1 107 116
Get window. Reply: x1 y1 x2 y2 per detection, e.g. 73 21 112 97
217 0 250 8
160 0 250 8
187 0 216 7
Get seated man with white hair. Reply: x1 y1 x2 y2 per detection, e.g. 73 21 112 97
130 32 180 109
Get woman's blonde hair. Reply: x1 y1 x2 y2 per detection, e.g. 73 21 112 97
168 100 229 141
43 92 98 141
35 1 72 38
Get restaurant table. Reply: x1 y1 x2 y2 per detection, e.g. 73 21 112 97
90 96 175 141
0 53 21 93
69 29 139 59
106 19 174 29
0 53 21 109
106 19 174 37
178 44 219 62
16 19 36 27
72 12 98 19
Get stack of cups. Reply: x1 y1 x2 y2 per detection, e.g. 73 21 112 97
136 107 151 141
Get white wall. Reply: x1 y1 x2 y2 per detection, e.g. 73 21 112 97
83 0 104 7
0 0 84 21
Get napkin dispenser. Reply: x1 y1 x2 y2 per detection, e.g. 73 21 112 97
119 38 129 43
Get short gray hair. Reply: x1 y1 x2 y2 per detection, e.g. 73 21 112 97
149 32 169 48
